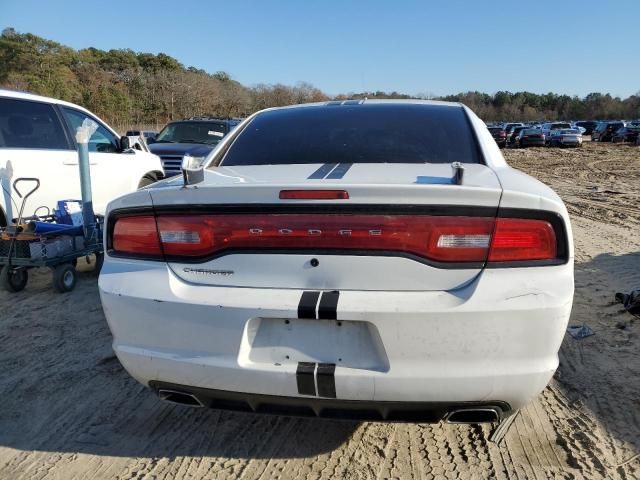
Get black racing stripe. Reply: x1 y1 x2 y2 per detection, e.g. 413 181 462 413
308 163 338 179
316 363 336 398
325 163 352 179
296 362 316 396
318 291 340 320
298 291 320 319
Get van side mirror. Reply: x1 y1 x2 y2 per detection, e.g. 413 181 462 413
119 136 130 151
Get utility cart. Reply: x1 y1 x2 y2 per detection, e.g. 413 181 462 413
0 119 104 293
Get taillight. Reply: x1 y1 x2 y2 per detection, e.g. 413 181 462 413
488 218 556 262
112 216 162 256
109 212 563 266
157 217 215 257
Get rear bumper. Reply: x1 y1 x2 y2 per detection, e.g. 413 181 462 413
150 381 511 422
99 259 574 412
522 139 545 146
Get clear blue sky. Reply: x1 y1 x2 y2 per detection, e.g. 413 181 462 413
2 0 639 98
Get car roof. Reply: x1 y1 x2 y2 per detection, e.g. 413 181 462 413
260 98 463 113
0 88 97 117
0 87 118 136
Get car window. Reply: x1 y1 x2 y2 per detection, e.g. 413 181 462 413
219 104 483 166
61 107 119 153
0 98 70 150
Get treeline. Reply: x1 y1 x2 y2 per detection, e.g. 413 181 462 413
0 28 327 129
1 28 638 129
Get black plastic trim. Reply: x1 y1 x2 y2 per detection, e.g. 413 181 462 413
316 363 337 398
296 362 316 396
298 291 320 319
149 381 512 423
318 291 340 320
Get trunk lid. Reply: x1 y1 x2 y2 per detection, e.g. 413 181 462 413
148 163 502 291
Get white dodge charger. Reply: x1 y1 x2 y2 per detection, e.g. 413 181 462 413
99 100 573 429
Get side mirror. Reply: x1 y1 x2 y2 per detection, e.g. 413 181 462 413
146 137 156 144
119 136 130 151
181 154 205 185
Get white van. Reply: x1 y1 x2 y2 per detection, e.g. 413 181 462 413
0 89 164 225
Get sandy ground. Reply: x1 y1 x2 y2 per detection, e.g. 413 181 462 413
0 141 638 479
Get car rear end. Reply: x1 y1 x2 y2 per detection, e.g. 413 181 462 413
488 127 507 147
552 129 582 147
519 129 545 147
99 101 573 422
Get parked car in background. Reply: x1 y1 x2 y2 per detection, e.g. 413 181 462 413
488 126 506 148
507 126 526 146
503 123 524 143
148 117 241 176
548 129 583 148
591 121 625 142
126 129 158 142
540 122 572 143
0 89 164 227
100 100 574 427
574 121 598 135
503 122 524 132
513 128 545 148
611 126 640 144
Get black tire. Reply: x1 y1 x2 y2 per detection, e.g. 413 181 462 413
52 263 77 293
94 252 104 275
0 266 28 292
138 173 158 189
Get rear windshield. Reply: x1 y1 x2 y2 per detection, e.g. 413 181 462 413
559 129 579 134
551 123 571 129
219 104 482 166
488 127 502 133
522 129 539 134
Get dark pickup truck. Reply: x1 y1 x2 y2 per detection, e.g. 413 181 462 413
149 117 241 176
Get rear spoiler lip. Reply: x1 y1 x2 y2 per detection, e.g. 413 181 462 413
105 204 569 269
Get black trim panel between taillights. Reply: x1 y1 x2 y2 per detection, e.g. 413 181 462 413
106 204 570 268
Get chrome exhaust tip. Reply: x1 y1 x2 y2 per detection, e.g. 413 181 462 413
157 389 204 408
446 408 499 424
